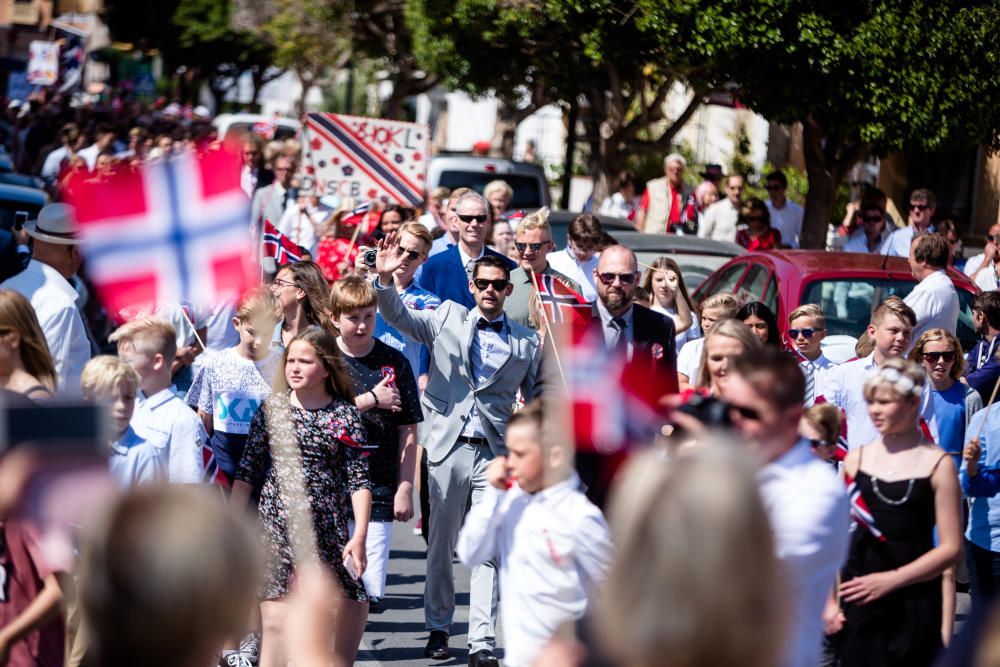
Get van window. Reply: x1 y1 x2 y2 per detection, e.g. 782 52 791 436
436 172 546 210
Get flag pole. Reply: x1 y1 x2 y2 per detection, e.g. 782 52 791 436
528 267 569 390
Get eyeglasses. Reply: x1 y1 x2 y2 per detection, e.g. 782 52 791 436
910 203 930 211
729 404 761 421
473 278 510 291
922 351 956 363
515 241 549 254
788 327 822 339
274 167 292 173
396 247 422 261
457 214 488 224
598 272 638 285
862 214 883 223
271 278 296 289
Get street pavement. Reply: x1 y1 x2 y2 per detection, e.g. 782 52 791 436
354 520 970 666
357 518 503 666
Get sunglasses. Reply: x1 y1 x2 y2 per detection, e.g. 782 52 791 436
765 184 783 191
598 272 638 286
922 351 956 363
457 214 489 223
515 241 549 254
729 404 761 421
862 214 883 223
788 327 822 339
473 278 510 291
808 438 831 449
741 215 765 223
988 234 999 244
395 247 422 261
910 203 930 211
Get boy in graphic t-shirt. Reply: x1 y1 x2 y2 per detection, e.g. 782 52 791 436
186 288 281 486
331 276 422 606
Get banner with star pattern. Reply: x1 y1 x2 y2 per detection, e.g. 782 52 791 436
302 112 429 207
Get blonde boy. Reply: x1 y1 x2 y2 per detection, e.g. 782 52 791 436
111 317 210 484
456 401 611 667
787 304 837 406
81 355 166 487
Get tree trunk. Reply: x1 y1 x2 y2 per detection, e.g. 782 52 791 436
490 96 523 159
800 116 867 249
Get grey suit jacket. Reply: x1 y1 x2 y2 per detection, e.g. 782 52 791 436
375 278 550 463
250 183 287 231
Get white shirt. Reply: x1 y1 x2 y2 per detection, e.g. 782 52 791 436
652 305 701 351
841 225 904 255
457 474 612 667
134 388 210 484
904 269 959 342
965 253 987 279
766 199 804 248
40 145 70 183
677 337 705 384
77 143 101 171
820 352 937 449
1 260 91 396
758 440 850 667
697 199 740 243
275 203 327 256
461 311 511 439
108 426 168 488
547 247 598 302
969 257 1000 291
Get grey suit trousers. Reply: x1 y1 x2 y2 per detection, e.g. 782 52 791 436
424 440 500 652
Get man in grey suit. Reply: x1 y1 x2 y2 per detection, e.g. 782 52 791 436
374 232 551 666
249 154 295 234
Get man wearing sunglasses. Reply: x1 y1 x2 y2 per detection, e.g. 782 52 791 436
786 304 837 407
965 222 1000 291
888 188 938 257
419 191 515 310
965 291 1000 403
764 171 803 248
374 236 551 666
503 208 581 328
721 349 849 667
841 196 903 255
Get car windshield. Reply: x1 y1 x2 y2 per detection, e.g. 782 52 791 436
801 278 977 350
437 171 544 210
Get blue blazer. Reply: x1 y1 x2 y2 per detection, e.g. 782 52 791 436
418 246 515 309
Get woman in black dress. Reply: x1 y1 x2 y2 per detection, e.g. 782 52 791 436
837 358 962 666
234 326 372 667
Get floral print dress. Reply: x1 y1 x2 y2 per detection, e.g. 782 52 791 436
237 391 371 601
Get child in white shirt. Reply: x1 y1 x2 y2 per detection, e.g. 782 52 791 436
111 316 213 485
456 401 612 667
81 355 165 487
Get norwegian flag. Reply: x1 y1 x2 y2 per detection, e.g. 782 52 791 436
202 444 230 488
66 145 253 317
262 219 304 265
342 201 371 227
845 471 887 541
532 271 591 327
252 118 278 139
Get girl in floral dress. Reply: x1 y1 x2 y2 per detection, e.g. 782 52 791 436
233 326 371 667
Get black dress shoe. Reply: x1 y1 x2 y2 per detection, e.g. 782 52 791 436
468 649 500 667
424 630 450 660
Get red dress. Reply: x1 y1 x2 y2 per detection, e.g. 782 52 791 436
315 238 359 282
736 227 782 251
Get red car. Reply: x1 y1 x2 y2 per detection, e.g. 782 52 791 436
691 250 980 352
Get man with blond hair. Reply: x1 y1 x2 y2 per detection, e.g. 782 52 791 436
110 317 210 485
503 208 581 328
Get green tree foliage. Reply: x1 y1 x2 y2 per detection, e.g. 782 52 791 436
262 0 351 117
405 0 710 200
637 0 1000 247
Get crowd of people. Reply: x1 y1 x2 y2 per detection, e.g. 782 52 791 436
4 95 1000 667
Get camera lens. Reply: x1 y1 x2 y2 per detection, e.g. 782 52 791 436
363 249 378 267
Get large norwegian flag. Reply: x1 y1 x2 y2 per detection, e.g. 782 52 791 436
65 146 254 318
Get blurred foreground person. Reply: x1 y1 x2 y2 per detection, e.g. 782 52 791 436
79 486 260 667
722 349 849 667
0 289 57 402
546 443 786 667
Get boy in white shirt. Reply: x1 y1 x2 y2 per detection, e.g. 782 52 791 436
81 356 165 488
821 297 934 450
456 401 612 667
787 304 838 407
111 317 211 485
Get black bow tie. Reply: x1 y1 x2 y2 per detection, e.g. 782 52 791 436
477 318 504 333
